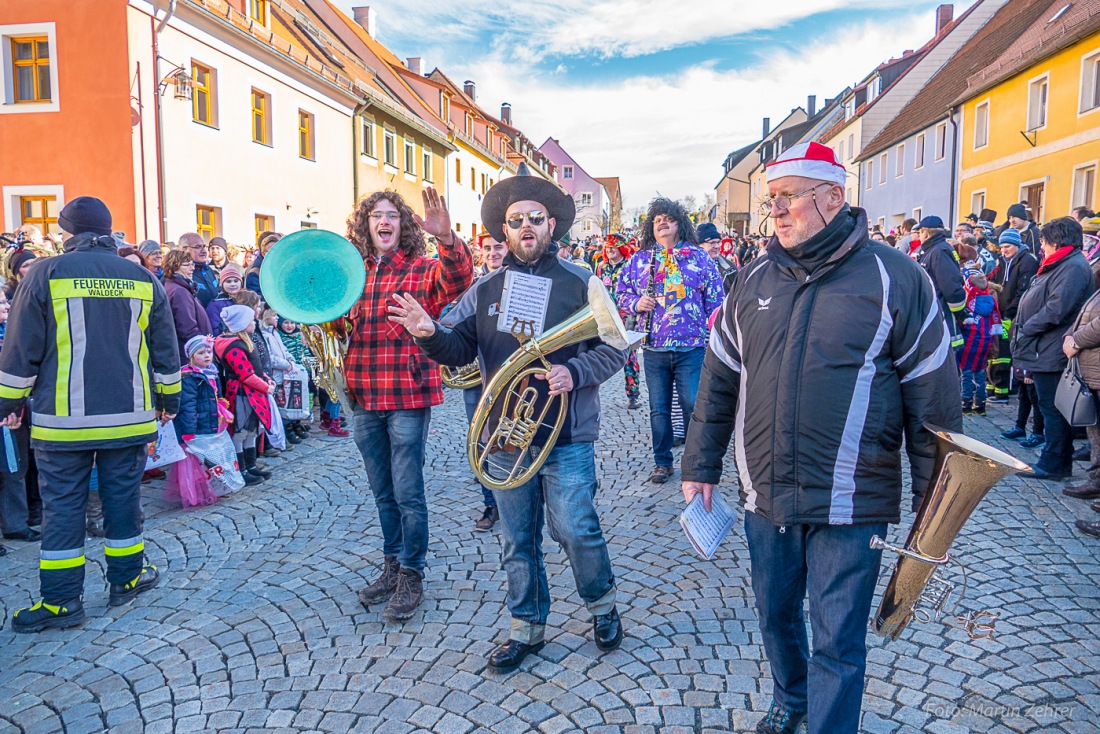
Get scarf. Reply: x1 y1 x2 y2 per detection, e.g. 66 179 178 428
656 242 691 301
781 205 857 275
1037 245 1076 274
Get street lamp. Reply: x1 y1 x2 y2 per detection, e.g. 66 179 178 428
157 64 192 101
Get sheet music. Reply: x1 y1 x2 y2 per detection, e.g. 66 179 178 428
679 491 736 559
498 270 552 337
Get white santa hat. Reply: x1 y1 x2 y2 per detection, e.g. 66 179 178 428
765 142 847 186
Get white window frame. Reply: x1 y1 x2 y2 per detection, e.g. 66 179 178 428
837 141 844 162
973 99 990 150
913 207 922 222
422 145 432 182
1026 73 1049 132
878 153 887 185
847 133 855 161
1072 162 1098 210
1018 178 1046 223
934 121 947 162
360 117 376 160
382 127 397 169
970 189 986 217
864 161 873 190
914 132 926 170
580 192 593 206
0 22 60 113
1079 47 1100 116
3 183 63 233
895 144 905 178
403 137 416 179
563 165 574 179
877 216 886 230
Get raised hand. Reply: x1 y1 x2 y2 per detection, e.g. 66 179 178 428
388 292 436 338
413 186 453 245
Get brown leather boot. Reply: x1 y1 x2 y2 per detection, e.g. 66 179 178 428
384 568 424 622
357 556 399 607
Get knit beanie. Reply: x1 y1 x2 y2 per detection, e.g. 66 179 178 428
139 240 162 257
8 249 36 276
220 304 254 333
58 196 112 236
999 228 1023 247
184 334 213 359
219 263 243 284
1007 203 1029 220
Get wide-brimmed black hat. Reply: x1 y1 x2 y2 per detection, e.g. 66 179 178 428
481 163 575 242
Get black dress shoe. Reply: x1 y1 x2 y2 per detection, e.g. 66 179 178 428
1090 499 1100 513
487 639 545 673
3 529 42 542
1076 519 1100 539
1028 464 1070 481
1064 483 1100 499
593 606 623 652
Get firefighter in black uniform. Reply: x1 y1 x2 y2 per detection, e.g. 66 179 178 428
0 196 181 633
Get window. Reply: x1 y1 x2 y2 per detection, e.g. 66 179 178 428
300 221 316 230
19 195 58 234
191 61 215 126
470 166 475 191
974 100 989 149
196 205 217 242
864 161 873 190
464 113 472 136
878 217 886 230
1073 165 1097 210
383 128 396 166
249 0 267 25
361 118 375 157
251 89 270 145
480 173 488 194
914 133 925 169
404 138 415 174
580 192 593 206
971 190 986 216
11 36 50 103
868 76 881 102
298 110 314 160
440 95 449 120
847 134 855 161
895 144 904 178
422 147 432 182
844 99 855 120
878 153 887 185
934 122 947 161
254 214 273 244
913 207 922 222
837 141 844 162
1027 76 1049 130
1080 49 1100 113
563 165 574 179
455 157 462 183
846 188 852 204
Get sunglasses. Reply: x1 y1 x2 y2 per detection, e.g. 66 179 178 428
506 211 546 229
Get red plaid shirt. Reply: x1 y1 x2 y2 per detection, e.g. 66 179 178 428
343 238 472 410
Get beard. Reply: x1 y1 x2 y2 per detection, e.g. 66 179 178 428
506 226 552 263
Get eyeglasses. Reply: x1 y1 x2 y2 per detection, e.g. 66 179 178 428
369 211 401 222
506 211 546 229
759 184 830 215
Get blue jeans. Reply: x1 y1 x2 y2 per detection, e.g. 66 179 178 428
352 406 430 574
1032 370 1074 474
643 347 705 467
493 442 616 644
745 511 887 734
961 369 986 407
462 387 496 509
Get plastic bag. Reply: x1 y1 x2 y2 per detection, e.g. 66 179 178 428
185 432 246 495
146 420 185 470
278 367 311 420
163 453 218 508
266 394 287 450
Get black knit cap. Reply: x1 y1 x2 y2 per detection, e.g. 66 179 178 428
58 196 112 236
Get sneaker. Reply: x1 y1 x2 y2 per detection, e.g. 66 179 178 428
262 447 282 458
384 568 424 622
627 398 641 410
475 505 499 532
11 598 85 633
756 700 807 734
987 395 1010 404
327 424 350 438
358 555 400 607
1020 433 1046 449
1001 427 1027 440
285 431 302 445
109 565 161 606
649 465 673 484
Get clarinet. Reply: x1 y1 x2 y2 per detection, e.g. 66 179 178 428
641 245 658 347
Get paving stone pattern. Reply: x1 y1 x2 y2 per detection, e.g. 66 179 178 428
1 375 1098 733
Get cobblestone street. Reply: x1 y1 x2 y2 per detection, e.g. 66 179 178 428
1 377 1098 734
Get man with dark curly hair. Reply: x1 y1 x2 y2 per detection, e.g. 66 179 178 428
344 187 472 622
616 198 723 484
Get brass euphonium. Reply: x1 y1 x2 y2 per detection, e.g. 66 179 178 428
441 361 482 389
871 427 1030 640
468 278 632 491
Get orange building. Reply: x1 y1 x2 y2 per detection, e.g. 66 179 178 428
0 0 139 239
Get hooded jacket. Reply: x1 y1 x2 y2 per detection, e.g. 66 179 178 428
1011 248 1093 373
417 242 626 445
916 231 968 350
682 207 962 525
994 246 1039 324
0 232 181 448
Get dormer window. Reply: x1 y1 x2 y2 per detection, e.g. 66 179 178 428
868 76 881 101
440 95 449 121
844 99 856 120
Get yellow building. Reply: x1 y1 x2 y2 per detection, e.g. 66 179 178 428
957 4 1100 223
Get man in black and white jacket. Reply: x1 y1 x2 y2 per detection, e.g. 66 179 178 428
680 142 962 734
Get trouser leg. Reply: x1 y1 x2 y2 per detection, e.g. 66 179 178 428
35 447 94 603
95 445 148 586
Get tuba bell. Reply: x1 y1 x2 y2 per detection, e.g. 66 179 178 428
441 361 482 389
259 230 366 405
871 427 1030 640
468 278 633 491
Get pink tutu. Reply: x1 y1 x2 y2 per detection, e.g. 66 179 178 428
163 453 218 508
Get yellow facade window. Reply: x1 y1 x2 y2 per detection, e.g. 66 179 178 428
252 89 269 145
192 62 213 125
255 214 274 245
20 196 58 235
298 110 314 160
197 206 216 241
249 0 267 24
12 36 50 103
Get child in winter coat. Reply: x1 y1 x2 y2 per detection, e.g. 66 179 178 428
277 318 313 441
958 271 1003 415
167 336 232 503
259 308 302 446
214 304 275 484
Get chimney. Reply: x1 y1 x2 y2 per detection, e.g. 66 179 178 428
501 102 512 126
936 4 953 35
351 7 377 38
463 80 476 101
807 95 816 117
406 57 423 76
762 117 771 138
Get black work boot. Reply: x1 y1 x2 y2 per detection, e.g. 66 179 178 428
237 453 263 486
11 598 85 633
358 555 400 607
109 565 161 606
384 568 424 621
243 448 272 479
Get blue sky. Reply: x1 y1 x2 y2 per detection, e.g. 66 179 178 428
335 0 952 208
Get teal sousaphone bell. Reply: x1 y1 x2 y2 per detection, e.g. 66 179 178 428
260 229 365 404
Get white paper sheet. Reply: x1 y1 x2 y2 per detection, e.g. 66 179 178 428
498 270 553 338
679 491 736 559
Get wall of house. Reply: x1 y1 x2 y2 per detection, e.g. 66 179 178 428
354 109 447 213
445 143 506 240
861 120 957 229
539 139 604 240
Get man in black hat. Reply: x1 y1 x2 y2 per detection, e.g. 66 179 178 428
388 167 628 673
0 196 181 632
1008 203 1039 250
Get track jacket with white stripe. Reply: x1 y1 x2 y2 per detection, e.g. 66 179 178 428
681 207 963 525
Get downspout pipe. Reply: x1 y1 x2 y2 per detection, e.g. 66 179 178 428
948 106 959 224
352 99 373 206
153 0 177 243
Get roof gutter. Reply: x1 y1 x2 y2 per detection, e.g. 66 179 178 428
352 99 373 205
948 106 959 223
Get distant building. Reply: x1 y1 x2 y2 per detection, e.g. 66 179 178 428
539 138 610 238
595 177 623 232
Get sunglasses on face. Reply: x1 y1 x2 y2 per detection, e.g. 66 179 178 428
506 211 546 229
